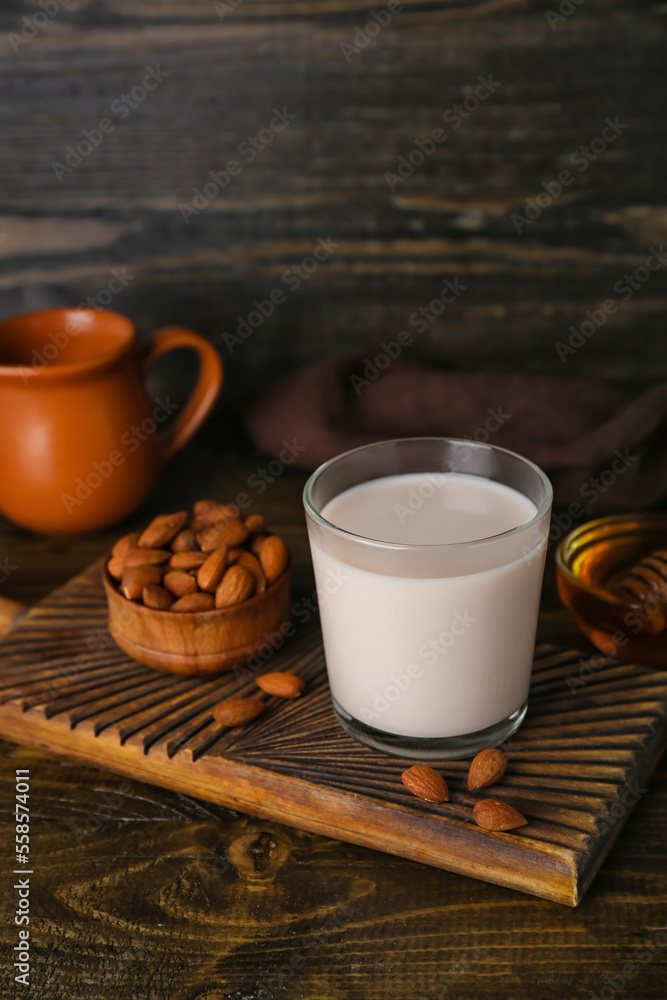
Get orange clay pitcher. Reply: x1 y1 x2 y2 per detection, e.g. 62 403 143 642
0 308 223 534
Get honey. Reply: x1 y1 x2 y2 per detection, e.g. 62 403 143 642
556 514 667 668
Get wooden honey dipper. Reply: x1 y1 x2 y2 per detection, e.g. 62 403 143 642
613 547 667 604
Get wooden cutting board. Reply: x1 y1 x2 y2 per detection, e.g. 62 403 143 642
1 559 666 907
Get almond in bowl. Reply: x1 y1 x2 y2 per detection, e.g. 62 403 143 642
102 502 291 675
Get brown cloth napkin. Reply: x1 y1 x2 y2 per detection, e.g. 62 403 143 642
246 352 667 513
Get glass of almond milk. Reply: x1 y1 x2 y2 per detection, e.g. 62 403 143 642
303 438 553 759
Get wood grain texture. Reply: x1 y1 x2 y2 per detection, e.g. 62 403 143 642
0 442 666 999
0 595 26 638
0 0 665 405
2 558 667 912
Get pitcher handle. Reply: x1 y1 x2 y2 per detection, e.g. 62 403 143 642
141 327 223 463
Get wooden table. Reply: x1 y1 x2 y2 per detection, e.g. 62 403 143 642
1 418 665 1000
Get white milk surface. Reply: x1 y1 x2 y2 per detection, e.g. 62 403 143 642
311 473 543 738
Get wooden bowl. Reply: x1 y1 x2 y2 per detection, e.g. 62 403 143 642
102 560 292 675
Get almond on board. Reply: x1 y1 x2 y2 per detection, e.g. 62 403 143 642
473 799 527 831
256 672 305 698
213 697 265 726
467 749 508 792
401 765 450 803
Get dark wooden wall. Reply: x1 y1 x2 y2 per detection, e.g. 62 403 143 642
1 0 665 405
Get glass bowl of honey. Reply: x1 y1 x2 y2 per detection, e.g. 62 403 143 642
556 513 667 668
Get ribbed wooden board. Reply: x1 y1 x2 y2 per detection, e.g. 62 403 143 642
2 561 667 907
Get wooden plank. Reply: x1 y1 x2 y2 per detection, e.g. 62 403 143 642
0 0 664 395
0 447 665 999
1 560 667 906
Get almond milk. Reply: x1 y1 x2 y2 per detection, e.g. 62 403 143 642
309 472 544 739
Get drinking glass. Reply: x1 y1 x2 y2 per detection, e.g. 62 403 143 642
303 437 553 759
